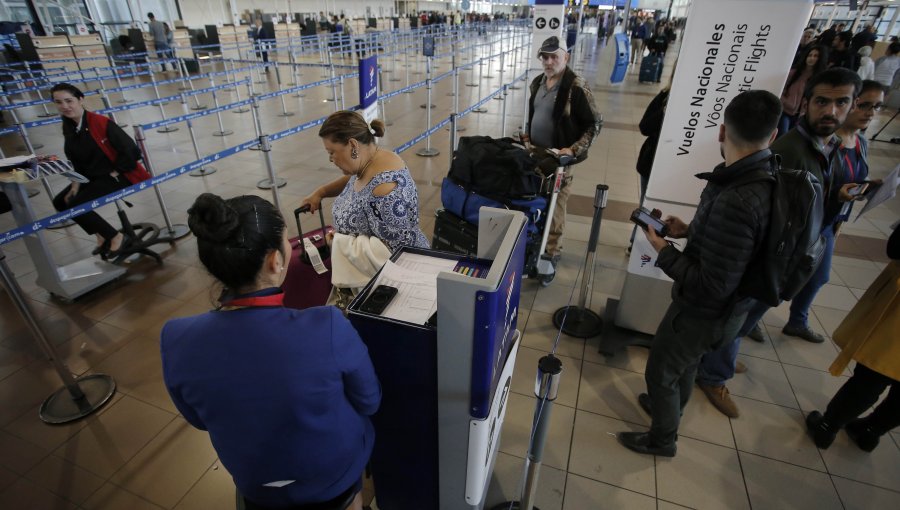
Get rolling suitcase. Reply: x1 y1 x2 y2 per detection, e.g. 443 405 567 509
639 53 662 83
432 208 478 256
282 205 334 310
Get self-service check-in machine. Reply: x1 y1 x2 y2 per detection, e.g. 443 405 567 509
348 207 527 510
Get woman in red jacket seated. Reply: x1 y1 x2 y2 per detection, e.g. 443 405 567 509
50 82 143 258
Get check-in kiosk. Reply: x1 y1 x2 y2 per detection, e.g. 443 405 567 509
0 158 125 300
348 208 526 510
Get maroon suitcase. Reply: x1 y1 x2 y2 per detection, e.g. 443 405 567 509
282 205 334 310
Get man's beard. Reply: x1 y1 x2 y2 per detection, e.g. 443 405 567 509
810 116 839 137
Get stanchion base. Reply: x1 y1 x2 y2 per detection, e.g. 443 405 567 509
117 99 130 104
189 166 217 177
509 85 521 90
37 112 57 118
233 107 250 113
473 107 488 114
156 126 178 133
553 306 604 338
466 83 478 87
292 93 306 98
257 178 287 189
213 130 234 137
484 75 495 79
191 104 208 110
420 104 436 109
416 148 440 157
158 224 192 241
47 219 75 229
278 111 296 117
39 374 116 424
489 503 540 510
494 96 505 100
26 187 40 198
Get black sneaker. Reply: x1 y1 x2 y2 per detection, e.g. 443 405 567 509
845 418 880 452
618 431 676 457
782 324 825 344
806 410 838 449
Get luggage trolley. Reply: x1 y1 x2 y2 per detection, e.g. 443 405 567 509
434 141 573 286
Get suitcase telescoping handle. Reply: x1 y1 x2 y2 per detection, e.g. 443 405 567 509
293 203 328 238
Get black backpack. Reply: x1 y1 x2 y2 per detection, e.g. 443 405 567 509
448 136 543 200
737 158 826 307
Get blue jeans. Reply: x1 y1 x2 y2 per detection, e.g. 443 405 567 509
787 226 835 328
696 299 770 386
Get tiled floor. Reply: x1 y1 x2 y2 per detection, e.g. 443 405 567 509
2 24 899 510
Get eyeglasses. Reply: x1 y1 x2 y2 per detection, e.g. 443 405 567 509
856 102 885 112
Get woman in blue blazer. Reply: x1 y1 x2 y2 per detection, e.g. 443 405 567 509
161 193 380 510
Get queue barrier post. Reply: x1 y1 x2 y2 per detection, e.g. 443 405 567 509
500 84 509 137
378 65 392 127
452 66 466 133
0 250 116 423
2 95 45 152
256 133 287 196
415 57 439 158
149 71 178 134
179 93 218 177
274 64 295 117
248 86 263 151
338 74 346 111
208 75 233 137
473 57 488 114
132 125 192 240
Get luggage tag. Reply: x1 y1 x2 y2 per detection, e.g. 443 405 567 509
303 237 329 275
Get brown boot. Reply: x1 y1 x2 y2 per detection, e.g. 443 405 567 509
734 361 747 374
699 383 740 418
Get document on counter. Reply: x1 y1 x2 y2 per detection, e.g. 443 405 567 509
855 164 900 222
372 253 459 325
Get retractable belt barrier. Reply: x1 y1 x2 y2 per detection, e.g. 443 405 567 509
0 25 530 246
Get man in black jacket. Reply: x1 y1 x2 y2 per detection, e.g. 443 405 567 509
522 36 600 266
618 90 782 457
696 68 860 419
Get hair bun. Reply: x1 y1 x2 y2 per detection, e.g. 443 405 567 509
188 193 240 243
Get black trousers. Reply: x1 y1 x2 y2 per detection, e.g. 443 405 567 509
52 175 128 240
825 363 900 435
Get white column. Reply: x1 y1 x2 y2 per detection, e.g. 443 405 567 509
884 5 899 42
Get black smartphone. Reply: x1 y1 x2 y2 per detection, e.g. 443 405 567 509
359 285 398 315
848 183 869 199
630 207 669 237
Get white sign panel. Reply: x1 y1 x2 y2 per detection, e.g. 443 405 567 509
464 335 519 505
618 0 815 326
531 2 566 70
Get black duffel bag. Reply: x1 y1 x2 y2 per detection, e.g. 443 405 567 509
448 136 545 200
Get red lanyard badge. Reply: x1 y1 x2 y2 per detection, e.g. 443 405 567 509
219 292 285 310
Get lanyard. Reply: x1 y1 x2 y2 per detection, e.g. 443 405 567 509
219 292 284 310
841 138 861 183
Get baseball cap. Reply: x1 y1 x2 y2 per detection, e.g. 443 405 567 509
538 36 567 56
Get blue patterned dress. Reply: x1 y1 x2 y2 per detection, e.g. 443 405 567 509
331 167 430 252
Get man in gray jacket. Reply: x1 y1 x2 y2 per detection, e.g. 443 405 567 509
618 90 782 457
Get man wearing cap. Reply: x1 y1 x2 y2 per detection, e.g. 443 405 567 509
522 36 600 267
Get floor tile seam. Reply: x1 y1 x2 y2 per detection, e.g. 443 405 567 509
829 472 900 495
728 389 805 411
728 416 754 510
579 355 646 376
565 471 664 502
733 448 831 475
738 350 841 376
91 477 169 509
82 412 179 484
572 406 740 451
168 457 221 510
22 452 111 506
0 429 55 476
